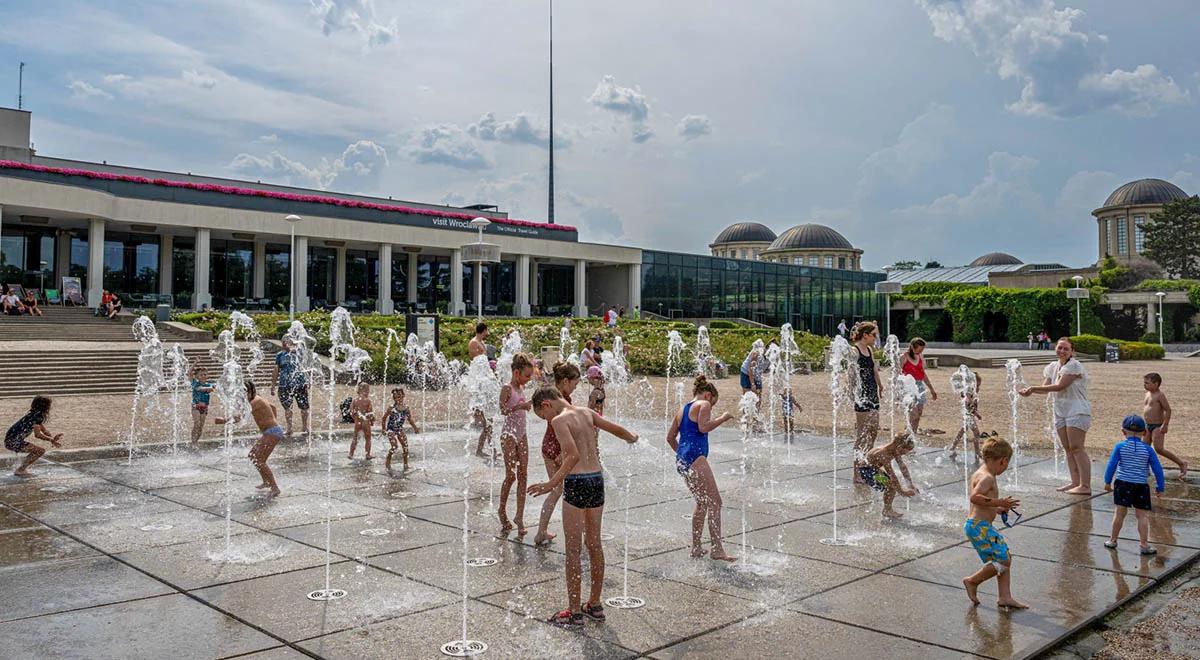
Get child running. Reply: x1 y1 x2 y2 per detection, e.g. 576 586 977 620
1143 373 1186 479
533 362 582 547
348 382 375 460
1103 415 1165 555
498 353 535 534
586 366 606 416
859 432 919 519
6 395 62 476
190 366 213 446
667 375 737 561
962 437 1026 609
215 382 284 497
381 388 420 473
949 371 983 462
527 386 639 626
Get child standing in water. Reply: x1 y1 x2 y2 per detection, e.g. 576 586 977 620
533 362 581 547
381 388 420 473
948 372 983 462
190 366 214 446
859 433 919 519
1142 373 1186 479
215 382 284 496
780 386 798 439
667 376 737 561
528 386 639 626
1103 415 1165 555
6 395 62 476
499 353 534 534
348 383 375 460
962 438 1026 609
586 366 606 416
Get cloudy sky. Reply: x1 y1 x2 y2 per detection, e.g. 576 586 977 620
1 0 1198 268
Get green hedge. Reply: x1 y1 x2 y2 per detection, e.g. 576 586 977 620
1134 279 1200 307
944 287 1104 344
1069 334 1165 360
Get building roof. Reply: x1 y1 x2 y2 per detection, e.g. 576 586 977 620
763 223 854 252
710 222 777 246
886 264 1024 286
1101 178 1188 208
969 252 1023 266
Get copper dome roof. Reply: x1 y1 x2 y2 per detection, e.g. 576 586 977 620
1102 179 1188 208
968 252 1023 267
711 222 777 245
764 223 854 252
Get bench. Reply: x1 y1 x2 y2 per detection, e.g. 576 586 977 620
923 356 939 369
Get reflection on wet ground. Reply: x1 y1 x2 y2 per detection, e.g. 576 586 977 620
1 423 1197 659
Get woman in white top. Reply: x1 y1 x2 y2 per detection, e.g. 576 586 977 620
1019 336 1092 494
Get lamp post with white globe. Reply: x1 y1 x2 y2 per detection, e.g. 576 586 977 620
464 217 500 321
1067 275 1088 335
286 214 303 321
1156 291 1166 346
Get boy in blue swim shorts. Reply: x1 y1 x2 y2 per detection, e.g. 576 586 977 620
962 438 1027 609
216 381 284 497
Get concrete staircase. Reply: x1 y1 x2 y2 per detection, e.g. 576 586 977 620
0 306 205 343
0 347 275 399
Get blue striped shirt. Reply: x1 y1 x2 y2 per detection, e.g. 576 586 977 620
1104 438 1165 492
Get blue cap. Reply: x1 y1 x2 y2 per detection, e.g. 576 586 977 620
1122 415 1146 432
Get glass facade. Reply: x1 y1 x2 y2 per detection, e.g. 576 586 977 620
1117 218 1128 255
416 254 451 313
535 264 574 315
264 244 290 309
210 239 253 308
1134 215 1145 254
172 237 195 309
641 249 885 333
103 231 159 295
0 225 55 291
308 247 337 308
463 261 516 316
345 248 379 310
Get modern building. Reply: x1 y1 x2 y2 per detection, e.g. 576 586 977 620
710 221 864 271
0 107 886 328
1091 178 1190 265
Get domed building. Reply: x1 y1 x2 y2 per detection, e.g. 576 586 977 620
1092 178 1189 264
968 252 1023 267
760 223 863 270
709 222 776 260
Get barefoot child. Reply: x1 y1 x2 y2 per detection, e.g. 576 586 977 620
190 367 214 446
1103 415 1165 555
528 386 638 626
586 366 606 417
949 372 983 462
780 386 798 438
468 323 494 458
667 376 737 561
6 395 62 476
498 353 534 534
382 388 420 473
348 383 375 460
962 438 1026 609
215 382 284 496
533 362 582 547
859 433 918 519
1143 373 1186 479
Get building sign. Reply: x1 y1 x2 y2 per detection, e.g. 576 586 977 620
61 277 84 305
462 243 501 263
1105 343 1120 363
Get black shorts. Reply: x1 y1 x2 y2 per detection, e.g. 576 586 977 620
854 400 880 413
278 384 310 411
856 465 890 492
563 471 605 509
1113 479 1152 511
5 435 30 453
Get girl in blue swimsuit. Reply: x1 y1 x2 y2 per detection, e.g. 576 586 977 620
667 375 736 561
382 388 420 473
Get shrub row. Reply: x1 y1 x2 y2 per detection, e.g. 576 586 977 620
1069 334 1165 360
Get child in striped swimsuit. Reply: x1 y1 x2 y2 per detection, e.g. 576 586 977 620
1103 415 1165 555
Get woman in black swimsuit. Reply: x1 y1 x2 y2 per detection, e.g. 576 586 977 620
850 322 883 477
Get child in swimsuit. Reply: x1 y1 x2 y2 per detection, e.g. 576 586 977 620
859 433 918 519
1142 373 1186 479
949 372 983 462
780 386 798 439
215 381 285 497
962 438 1026 609
498 353 535 535
527 385 638 626
382 387 420 473
6 395 62 476
534 362 580 547
586 366 606 417
348 382 375 460
1103 415 1165 555
667 376 737 561
190 366 214 446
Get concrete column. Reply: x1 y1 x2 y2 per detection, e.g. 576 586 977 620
193 227 211 310
1146 303 1157 333
573 259 587 317
529 261 539 311
450 248 463 315
55 230 71 288
913 306 922 320
406 250 418 306
377 243 393 314
334 246 346 304
252 239 266 299
0 205 3 252
87 218 105 307
515 254 531 317
159 234 174 297
627 263 641 313
294 236 310 313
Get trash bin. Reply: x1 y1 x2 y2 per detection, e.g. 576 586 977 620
155 304 171 322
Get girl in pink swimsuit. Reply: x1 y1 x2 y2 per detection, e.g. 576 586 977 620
499 353 535 534
534 361 581 546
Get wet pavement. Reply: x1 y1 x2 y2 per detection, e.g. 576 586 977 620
1 424 1198 659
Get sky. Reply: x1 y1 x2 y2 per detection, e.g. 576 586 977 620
1 0 1198 269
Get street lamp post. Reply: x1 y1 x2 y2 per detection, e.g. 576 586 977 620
1156 291 1166 346
285 215 302 322
38 260 47 292
464 218 499 321
874 279 903 338
1067 275 1088 336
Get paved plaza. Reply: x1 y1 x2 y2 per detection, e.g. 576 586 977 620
2 421 1198 659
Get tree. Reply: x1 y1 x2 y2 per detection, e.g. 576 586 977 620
924 260 943 268
1144 196 1200 279
888 260 922 271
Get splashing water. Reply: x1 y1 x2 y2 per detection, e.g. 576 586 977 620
693 326 713 378
779 323 800 460
495 329 524 385
883 335 902 442
822 336 852 546
736 391 762 569
282 320 319 451
210 326 248 558
762 342 782 504
559 324 578 369
950 365 978 510
1005 359 1025 485
128 316 165 463
165 344 189 458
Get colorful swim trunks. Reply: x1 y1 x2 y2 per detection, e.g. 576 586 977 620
964 518 1010 564
856 465 890 493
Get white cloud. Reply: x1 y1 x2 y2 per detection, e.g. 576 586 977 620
1051 169 1119 227
401 124 491 171
563 192 625 242
467 112 568 148
1168 170 1200 195
895 151 1041 220
676 114 712 140
256 133 280 143
228 139 388 190
588 75 653 142
855 104 957 205
309 0 397 48
916 0 1188 117
181 69 217 90
67 79 112 100
102 73 132 84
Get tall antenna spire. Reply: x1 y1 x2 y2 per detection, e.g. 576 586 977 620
547 0 555 224
18 62 25 110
